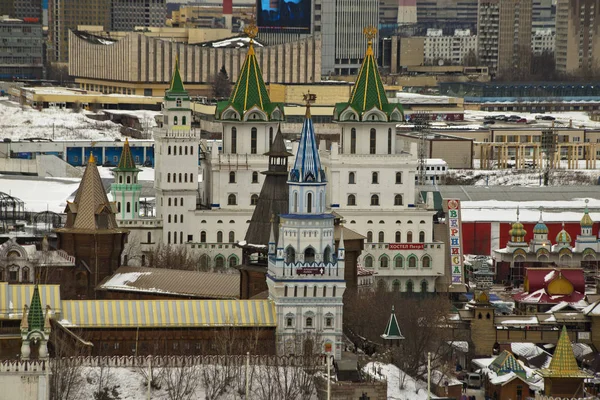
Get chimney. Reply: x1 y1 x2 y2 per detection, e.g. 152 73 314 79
223 0 233 30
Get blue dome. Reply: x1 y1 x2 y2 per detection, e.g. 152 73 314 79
533 222 548 234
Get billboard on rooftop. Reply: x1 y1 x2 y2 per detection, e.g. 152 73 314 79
257 0 312 32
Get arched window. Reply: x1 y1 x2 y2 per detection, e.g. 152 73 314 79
127 176 131 184
395 231 401 242
168 146 171 155
184 146 188 155
293 192 298 213
250 127 257 154
364 255 373 268
369 128 376 154
22 267 30 282
126 202 131 212
173 146 177 155
252 171 258 183
182 116 187 125
307 192 312 213
228 194 237 205
231 127 237 154
184 174 188 183
419 231 426 243
174 198 178 206
372 172 379 184
147 232 152 243
406 280 414 293
304 247 315 263
269 126 273 148
370 195 379 206
347 194 356 206
380 255 389 268
174 116 178 125
174 215 178 223
394 256 403 269
215 256 225 271
392 280 400 292
167 231 171 244
167 173 171 182
408 256 417 268
367 231 373 242
228 256 237 268
349 172 355 184
119 176 123 183
117 202 121 213
306 317 313 327
176 98 182 107
323 247 331 263
396 172 402 184
229 231 235 243
200 231 206 243
388 128 392 154
394 195 403 206
350 128 356 154
229 171 236 183
421 280 429 293
286 247 296 263
407 231 413 243
190 146 193 155
190 173 193 183
422 255 431 268
250 194 259 205
378 231 385 243
216 231 223 243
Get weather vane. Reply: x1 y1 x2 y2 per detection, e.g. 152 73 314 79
243 4 258 41
363 26 377 43
303 91 317 117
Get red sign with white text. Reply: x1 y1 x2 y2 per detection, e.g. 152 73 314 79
388 243 425 251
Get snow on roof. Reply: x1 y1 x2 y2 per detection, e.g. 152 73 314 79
448 340 468 352
583 301 600 316
510 343 548 360
544 270 556 282
101 271 151 289
473 358 495 369
500 316 539 325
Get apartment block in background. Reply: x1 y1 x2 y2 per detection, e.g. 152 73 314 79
0 0 43 21
555 0 600 75
111 0 166 31
0 16 44 79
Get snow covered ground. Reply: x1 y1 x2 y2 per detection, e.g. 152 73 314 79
447 167 599 186
0 100 128 141
464 110 600 129
0 175 79 213
363 362 436 400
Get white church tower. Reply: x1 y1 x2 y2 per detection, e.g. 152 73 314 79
110 138 141 221
267 99 346 360
154 58 200 245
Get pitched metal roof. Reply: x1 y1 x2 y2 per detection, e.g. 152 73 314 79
538 326 592 378
291 111 325 183
113 138 140 173
60 299 276 328
97 266 239 299
0 283 62 318
166 57 187 97
490 350 527 378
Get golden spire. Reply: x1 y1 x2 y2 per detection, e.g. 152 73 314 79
303 91 316 118
88 152 95 164
363 26 377 56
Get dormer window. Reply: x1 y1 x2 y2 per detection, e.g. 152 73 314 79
176 98 182 107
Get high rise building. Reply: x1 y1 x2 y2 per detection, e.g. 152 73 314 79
0 0 43 21
111 0 166 31
555 0 600 75
416 0 479 32
0 16 44 80
49 0 110 62
477 0 532 76
320 0 380 75
532 0 556 33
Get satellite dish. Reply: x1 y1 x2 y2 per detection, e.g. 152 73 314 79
438 59 445 66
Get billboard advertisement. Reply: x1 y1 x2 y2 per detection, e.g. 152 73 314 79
257 0 312 31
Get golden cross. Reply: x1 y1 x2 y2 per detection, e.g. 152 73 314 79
363 26 377 43
243 3 258 40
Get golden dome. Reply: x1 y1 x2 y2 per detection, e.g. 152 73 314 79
581 199 593 227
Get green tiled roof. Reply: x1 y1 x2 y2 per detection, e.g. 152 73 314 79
27 285 44 332
334 37 403 121
165 57 189 100
381 306 404 340
538 326 592 378
490 350 526 379
113 139 141 173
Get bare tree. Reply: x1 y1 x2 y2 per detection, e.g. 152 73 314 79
144 243 210 271
163 358 201 400
88 360 121 400
212 66 231 99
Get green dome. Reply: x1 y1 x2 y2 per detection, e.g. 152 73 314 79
556 229 572 244
509 221 526 238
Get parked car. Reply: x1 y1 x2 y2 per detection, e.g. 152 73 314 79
542 116 556 121
517 118 528 123
467 373 482 389
483 120 496 125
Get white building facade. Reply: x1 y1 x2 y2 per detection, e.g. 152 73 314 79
424 29 478 65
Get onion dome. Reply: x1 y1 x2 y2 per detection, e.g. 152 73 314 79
533 208 548 234
556 223 572 244
581 199 593 227
509 207 526 239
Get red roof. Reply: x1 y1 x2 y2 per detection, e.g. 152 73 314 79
514 268 586 305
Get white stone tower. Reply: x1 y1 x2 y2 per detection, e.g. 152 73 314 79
110 139 142 220
267 100 346 360
154 58 200 245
